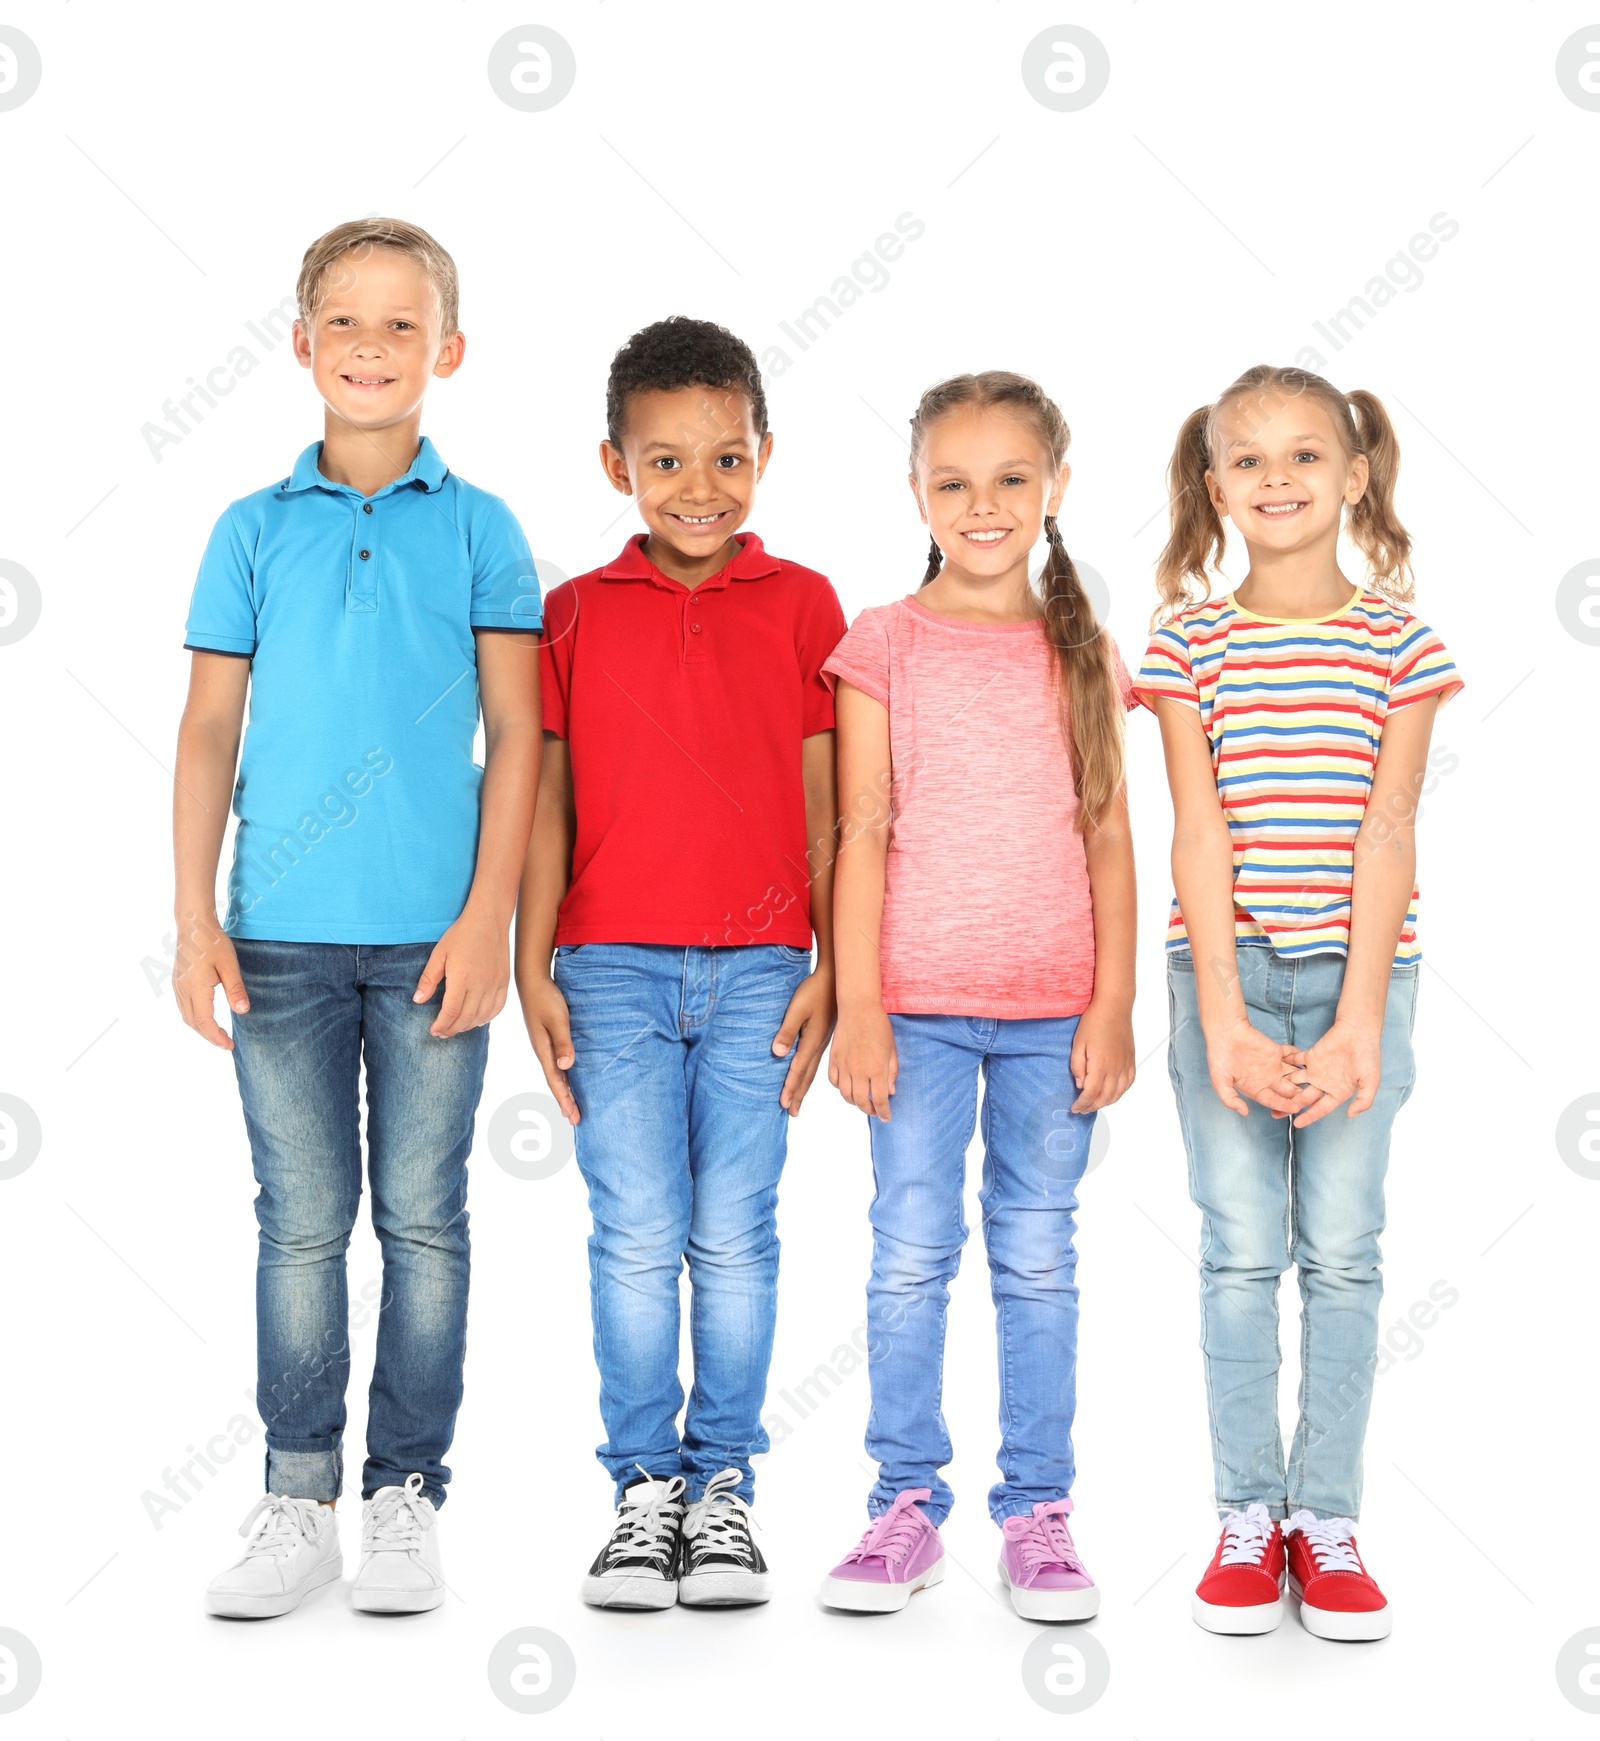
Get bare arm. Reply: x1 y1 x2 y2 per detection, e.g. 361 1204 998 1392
1287 695 1438 1125
1072 783 1137 1111
1154 697 1310 1117
828 681 896 1119
769 731 840 1115
514 732 579 1120
171 651 251 1049
414 630 542 1035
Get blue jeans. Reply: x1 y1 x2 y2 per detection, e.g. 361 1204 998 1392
555 943 810 1503
862 1012 1093 1527
1167 945 1419 1521
230 940 489 1508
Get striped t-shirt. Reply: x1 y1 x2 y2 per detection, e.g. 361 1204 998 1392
1134 587 1462 961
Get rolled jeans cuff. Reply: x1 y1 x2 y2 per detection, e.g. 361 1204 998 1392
266 1445 342 1502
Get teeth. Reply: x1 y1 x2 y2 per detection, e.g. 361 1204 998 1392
1257 502 1305 515
676 513 723 524
965 529 1008 542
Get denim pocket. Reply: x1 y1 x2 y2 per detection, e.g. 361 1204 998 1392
1167 946 1195 972
775 944 813 966
553 943 584 959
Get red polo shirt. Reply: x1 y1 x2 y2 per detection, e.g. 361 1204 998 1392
540 533 846 947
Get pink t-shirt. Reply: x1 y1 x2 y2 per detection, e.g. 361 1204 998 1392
823 596 1135 1019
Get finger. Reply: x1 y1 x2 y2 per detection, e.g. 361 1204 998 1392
772 1011 801 1058
782 1047 823 1116
1213 1072 1251 1117
531 1028 580 1122
870 1071 894 1122
414 943 447 1007
1070 1031 1088 1091
218 962 250 1016
1347 1076 1379 1117
1293 1092 1339 1129
431 975 468 1038
1071 1063 1107 1114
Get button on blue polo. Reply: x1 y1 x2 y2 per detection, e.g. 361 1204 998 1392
184 437 543 943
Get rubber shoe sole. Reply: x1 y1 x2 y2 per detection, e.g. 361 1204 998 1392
351 1580 445 1614
1289 1577 1391 1641
1191 1590 1284 1634
581 1571 678 1611
677 1568 770 1607
821 1554 944 1613
1000 1560 1100 1621
205 1554 342 1619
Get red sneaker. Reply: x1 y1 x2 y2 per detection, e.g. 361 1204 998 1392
1191 1505 1285 1634
1285 1511 1391 1640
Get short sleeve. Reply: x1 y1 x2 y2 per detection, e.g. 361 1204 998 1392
797 577 848 735
1108 637 1137 711
1132 618 1200 711
822 606 892 709
184 506 258 656
468 495 543 633
1388 617 1463 712
538 582 577 738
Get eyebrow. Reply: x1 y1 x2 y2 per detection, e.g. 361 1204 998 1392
926 458 1037 477
639 438 753 455
1224 432 1327 452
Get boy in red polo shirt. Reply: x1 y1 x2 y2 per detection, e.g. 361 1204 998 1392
515 318 845 1608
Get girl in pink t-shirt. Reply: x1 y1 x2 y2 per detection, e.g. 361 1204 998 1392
817 371 1137 1622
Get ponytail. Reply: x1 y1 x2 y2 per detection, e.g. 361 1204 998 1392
1153 405 1225 624
908 370 1125 834
1346 389 1413 599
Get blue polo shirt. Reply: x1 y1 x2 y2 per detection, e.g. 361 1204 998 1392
184 438 542 943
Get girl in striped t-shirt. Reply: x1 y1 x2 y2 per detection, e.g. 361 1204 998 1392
1135 365 1460 1643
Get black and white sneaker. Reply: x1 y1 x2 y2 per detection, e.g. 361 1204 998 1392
678 1468 769 1606
580 1474 686 1610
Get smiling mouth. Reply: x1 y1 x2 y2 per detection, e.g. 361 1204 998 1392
341 373 396 389
667 511 732 529
1254 501 1308 517
962 527 1012 545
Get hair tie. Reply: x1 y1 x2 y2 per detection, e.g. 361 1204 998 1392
1044 515 1064 548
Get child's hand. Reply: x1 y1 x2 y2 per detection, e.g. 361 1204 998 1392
1282 1019 1382 1127
1205 1018 1317 1119
172 917 249 1050
1070 999 1136 1112
828 1003 897 1121
414 905 510 1037
772 968 837 1117
522 974 579 1124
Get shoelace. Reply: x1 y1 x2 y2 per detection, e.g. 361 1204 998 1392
682 1469 758 1569
605 1472 687 1569
237 1493 328 1559
1011 1502 1084 1575
364 1472 433 1554
1218 1503 1276 1566
1287 1511 1363 1573
845 1491 930 1570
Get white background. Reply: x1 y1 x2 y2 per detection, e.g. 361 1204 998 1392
2 2 1597 1736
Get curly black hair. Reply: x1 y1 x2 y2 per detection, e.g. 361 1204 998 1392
605 316 768 446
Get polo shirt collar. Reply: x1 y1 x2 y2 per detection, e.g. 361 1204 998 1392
281 436 450 499
600 532 779 590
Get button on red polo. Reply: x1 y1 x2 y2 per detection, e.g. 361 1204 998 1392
540 533 846 947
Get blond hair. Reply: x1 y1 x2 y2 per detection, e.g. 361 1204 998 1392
908 370 1125 835
296 217 460 337
1154 364 1413 624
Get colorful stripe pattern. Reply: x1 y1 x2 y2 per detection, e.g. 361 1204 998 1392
1135 589 1462 961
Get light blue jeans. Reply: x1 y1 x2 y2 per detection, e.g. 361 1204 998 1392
1167 945 1419 1521
230 940 488 1508
555 942 811 1503
862 1012 1093 1527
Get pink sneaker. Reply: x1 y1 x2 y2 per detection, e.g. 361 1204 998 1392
820 1489 945 1612
998 1497 1100 1620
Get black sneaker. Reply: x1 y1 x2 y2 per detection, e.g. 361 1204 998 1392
580 1474 686 1610
677 1468 769 1606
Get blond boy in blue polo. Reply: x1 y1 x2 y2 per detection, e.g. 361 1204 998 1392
171 218 542 1618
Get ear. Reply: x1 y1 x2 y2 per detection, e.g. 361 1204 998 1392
1203 468 1228 519
599 438 633 497
292 320 313 372
1344 451 1370 507
432 329 466 380
1046 459 1071 518
907 470 929 527
754 430 774 481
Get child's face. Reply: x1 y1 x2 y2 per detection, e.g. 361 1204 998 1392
602 386 771 561
912 405 1066 578
1205 393 1369 555
293 246 462 433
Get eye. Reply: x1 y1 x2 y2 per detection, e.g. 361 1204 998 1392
328 316 355 327
652 457 681 472
1236 456 1259 469
1293 450 1318 463
1001 474 1026 486
714 454 741 469
390 320 416 332
937 479 966 492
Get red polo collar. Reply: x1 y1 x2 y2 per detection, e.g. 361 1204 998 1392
598 532 780 592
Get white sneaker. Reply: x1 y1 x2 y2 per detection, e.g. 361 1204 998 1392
352 1473 446 1613
205 1494 341 1618
679 1468 770 1606
580 1474 686 1610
